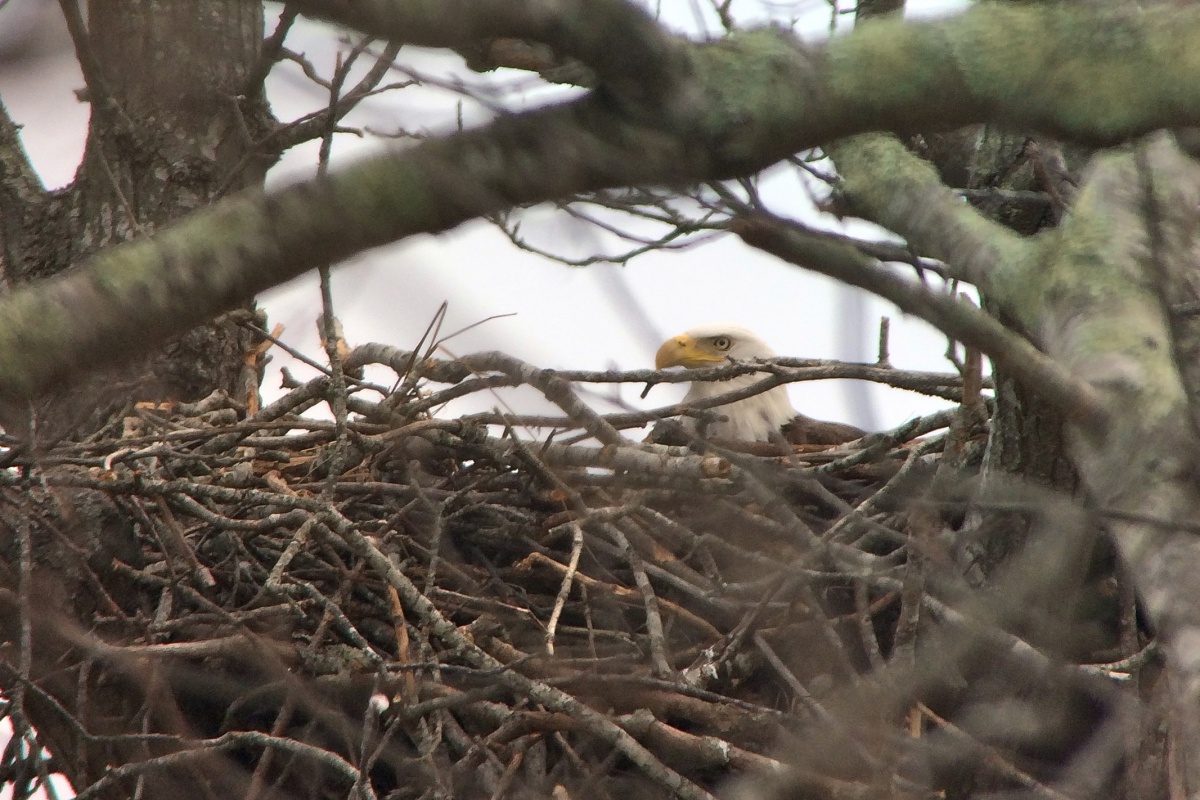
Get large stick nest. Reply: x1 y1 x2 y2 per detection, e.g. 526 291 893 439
0 342 1154 800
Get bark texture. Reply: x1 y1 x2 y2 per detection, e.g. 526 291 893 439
0 2 269 795
0 1 269 445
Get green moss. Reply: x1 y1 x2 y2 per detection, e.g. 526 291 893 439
948 4 1200 141
684 29 812 161
824 15 959 119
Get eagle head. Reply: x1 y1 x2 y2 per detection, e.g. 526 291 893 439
654 324 797 442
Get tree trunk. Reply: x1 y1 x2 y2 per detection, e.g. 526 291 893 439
0 0 270 446
0 3 272 795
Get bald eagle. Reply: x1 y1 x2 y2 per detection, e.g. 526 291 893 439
654 324 865 446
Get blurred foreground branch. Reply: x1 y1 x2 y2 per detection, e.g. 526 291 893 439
2 5 1200 398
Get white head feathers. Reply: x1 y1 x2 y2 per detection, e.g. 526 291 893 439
655 324 796 442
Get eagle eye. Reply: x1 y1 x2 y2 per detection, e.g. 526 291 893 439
711 336 732 351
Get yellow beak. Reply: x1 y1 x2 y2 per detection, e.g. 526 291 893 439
655 335 726 369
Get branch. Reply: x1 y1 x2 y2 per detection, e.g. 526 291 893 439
832 125 1200 790
291 2 1200 147
285 0 688 110
4 5 1200 396
0 97 47 287
1020 135 1200 792
0 98 44 203
825 133 1029 289
731 213 1107 427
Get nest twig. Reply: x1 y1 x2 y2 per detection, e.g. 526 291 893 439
0 342 1147 800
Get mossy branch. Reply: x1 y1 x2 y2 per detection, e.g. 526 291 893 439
4 4 1200 397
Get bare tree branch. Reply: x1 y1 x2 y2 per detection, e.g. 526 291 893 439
731 213 1106 427
0 6 1198 398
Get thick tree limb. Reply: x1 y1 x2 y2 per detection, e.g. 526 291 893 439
0 99 43 205
825 133 1029 288
4 4 1200 398
842 128 1200 793
286 0 689 111
1035 138 1200 792
0 98 48 288
731 213 1106 427
292 1 1200 146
